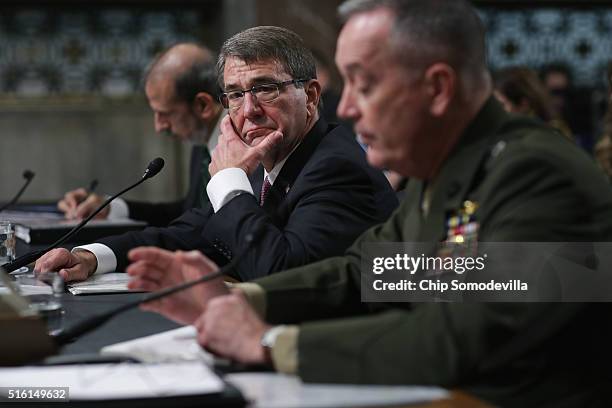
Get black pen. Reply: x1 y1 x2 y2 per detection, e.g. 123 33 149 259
68 179 98 219
87 179 99 195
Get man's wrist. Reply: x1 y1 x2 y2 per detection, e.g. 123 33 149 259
206 168 254 212
71 249 98 277
72 243 117 274
260 325 287 365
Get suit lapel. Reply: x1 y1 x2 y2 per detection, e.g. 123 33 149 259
249 165 265 200
261 118 329 211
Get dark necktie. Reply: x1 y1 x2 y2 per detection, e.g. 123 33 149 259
259 176 271 206
198 147 211 208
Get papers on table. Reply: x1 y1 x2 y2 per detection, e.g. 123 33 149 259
227 372 449 408
101 325 213 364
0 362 224 400
67 273 143 295
102 327 450 407
0 273 53 297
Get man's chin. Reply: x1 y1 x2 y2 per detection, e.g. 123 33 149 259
365 150 388 170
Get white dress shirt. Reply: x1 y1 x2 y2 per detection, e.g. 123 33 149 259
76 140 294 275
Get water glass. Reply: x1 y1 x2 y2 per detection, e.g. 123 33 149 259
15 272 65 335
0 221 15 264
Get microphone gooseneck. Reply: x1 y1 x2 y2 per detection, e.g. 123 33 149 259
0 170 36 213
1 159 165 273
52 229 261 346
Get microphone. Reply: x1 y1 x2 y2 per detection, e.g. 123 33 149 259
142 157 164 180
0 170 36 213
52 229 261 345
1 158 165 273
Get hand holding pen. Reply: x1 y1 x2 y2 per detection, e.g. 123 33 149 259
57 179 109 220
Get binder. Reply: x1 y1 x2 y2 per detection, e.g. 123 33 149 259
0 210 145 244
13 218 146 244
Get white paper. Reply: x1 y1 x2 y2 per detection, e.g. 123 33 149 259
3 274 53 296
0 362 224 400
101 326 213 364
226 372 449 408
67 273 142 295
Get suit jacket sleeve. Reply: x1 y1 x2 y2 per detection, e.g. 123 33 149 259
253 139 612 386
203 156 395 281
125 199 185 227
97 207 212 271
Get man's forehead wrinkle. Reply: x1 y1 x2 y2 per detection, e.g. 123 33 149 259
224 59 287 89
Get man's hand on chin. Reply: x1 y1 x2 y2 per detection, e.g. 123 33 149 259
209 115 283 177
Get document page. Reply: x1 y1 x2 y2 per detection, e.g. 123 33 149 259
0 361 224 400
67 273 142 295
101 325 213 364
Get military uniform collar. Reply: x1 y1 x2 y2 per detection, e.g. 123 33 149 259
415 96 508 241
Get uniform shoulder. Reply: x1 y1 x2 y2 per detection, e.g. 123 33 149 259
491 122 604 188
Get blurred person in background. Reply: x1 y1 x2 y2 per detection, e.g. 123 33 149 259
594 62 612 180
312 48 342 125
541 62 596 151
541 62 573 120
494 66 572 139
58 43 223 227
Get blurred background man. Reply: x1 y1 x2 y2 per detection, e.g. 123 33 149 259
58 43 223 227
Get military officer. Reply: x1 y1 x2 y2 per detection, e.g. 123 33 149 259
127 1 612 406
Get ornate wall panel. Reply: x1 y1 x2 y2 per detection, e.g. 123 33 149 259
480 7 612 87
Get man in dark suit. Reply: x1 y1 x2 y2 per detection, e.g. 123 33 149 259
35 27 397 294
124 1 612 407
58 43 223 227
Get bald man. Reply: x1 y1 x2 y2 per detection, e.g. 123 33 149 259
58 43 224 227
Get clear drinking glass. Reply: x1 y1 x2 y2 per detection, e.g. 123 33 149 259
15 272 65 335
0 221 15 264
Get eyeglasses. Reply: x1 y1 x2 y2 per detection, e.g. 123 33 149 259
219 78 310 110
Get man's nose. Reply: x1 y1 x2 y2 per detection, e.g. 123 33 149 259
242 92 264 118
337 85 359 121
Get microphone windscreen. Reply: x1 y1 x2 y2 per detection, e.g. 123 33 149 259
143 157 165 179
22 170 35 180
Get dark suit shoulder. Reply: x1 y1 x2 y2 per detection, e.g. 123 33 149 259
295 123 397 214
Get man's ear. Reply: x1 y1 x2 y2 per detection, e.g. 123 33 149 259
304 80 322 118
424 63 456 117
193 92 219 121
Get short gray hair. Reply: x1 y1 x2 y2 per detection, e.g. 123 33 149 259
338 0 487 79
216 26 317 88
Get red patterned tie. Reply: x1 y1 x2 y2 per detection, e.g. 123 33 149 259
259 176 272 206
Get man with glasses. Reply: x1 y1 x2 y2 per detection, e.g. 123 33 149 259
35 26 397 296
